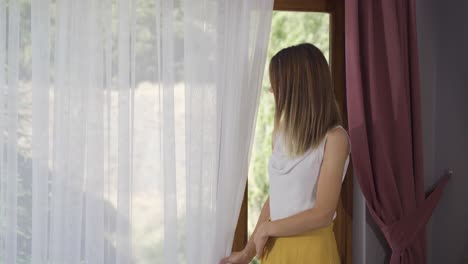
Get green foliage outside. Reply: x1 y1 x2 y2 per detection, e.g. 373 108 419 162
247 11 329 264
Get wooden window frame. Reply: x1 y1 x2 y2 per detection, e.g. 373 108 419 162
232 0 353 262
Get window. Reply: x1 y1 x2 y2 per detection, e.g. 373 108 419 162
232 0 352 263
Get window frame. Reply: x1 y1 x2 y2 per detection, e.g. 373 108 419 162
232 0 352 262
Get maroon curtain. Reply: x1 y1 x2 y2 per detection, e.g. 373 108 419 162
345 0 450 263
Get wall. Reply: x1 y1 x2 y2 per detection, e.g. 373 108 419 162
426 0 468 263
353 0 468 263
417 0 438 262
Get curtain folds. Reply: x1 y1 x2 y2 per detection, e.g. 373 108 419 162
0 0 273 263
345 0 450 263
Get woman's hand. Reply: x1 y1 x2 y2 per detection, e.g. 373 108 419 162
219 250 250 264
253 222 271 259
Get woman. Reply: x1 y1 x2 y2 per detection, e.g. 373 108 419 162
220 43 350 264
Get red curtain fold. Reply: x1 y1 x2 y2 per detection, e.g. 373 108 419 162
345 0 450 263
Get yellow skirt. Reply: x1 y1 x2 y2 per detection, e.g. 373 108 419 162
261 224 340 264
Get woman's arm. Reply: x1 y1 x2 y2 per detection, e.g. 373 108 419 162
219 197 270 264
220 133 275 263
261 128 349 238
243 197 270 259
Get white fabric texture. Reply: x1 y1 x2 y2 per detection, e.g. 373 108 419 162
268 126 350 221
0 0 273 263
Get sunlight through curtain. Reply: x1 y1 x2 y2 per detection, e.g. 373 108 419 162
0 0 273 263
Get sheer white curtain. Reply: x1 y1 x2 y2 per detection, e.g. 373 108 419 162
0 0 272 263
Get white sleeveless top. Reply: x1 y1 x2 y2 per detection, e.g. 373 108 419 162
268 126 350 221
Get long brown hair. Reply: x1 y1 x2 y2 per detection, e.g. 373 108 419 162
269 43 342 156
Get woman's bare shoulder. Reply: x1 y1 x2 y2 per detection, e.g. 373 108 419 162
325 126 350 157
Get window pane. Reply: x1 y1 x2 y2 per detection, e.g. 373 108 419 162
247 11 330 263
